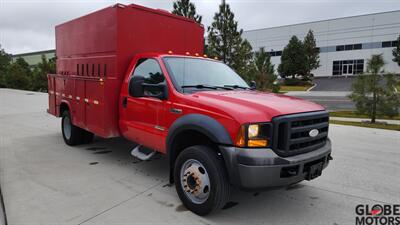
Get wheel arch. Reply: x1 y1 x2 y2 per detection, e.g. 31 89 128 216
59 101 70 117
166 114 233 183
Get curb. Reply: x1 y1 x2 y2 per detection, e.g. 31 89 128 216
306 83 317 92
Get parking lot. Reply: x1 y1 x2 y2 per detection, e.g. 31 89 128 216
0 88 399 225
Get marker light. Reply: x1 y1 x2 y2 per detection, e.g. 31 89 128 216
195 53 199 56
168 50 173 54
203 54 207 57
185 52 190 55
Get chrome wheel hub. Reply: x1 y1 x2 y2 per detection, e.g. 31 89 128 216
180 159 210 204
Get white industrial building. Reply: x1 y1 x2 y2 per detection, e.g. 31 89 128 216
243 10 400 77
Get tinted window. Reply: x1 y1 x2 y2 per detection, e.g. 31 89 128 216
354 44 362 50
336 45 344 51
382 41 392 48
345 45 353 51
133 58 165 85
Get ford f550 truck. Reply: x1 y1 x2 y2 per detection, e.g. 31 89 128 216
48 3 332 215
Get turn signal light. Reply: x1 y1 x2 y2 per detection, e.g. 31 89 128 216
235 126 246 147
248 139 268 147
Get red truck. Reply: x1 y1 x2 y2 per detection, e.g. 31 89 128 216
48 3 332 215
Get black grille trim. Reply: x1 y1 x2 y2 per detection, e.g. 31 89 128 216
272 111 329 157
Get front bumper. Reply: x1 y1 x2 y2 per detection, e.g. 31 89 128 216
219 139 332 189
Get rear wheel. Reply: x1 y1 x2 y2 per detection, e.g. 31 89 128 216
83 130 94 144
174 145 230 215
61 111 84 146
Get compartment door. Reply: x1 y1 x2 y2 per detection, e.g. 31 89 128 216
73 79 86 128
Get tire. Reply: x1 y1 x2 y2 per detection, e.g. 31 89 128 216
61 111 84 146
83 130 94 144
174 145 230 216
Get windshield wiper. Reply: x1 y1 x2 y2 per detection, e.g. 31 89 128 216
181 84 233 90
224 85 250 90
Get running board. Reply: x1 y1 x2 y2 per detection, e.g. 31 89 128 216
130 145 156 161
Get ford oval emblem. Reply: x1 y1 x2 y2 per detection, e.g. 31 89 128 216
309 129 319 137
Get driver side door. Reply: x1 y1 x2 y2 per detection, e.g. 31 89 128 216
123 58 166 151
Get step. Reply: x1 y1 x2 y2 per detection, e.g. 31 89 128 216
130 145 156 161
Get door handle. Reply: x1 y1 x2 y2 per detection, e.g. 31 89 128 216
122 97 127 108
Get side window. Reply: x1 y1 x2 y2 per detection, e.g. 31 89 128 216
133 58 165 85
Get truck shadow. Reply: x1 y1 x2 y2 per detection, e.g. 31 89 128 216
80 137 325 222
32 134 329 223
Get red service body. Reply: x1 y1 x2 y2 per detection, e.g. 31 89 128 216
48 3 204 138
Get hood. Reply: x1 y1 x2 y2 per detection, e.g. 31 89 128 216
188 90 325 123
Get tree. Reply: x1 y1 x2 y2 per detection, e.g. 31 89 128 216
4 57 32 90
0 45 12 88
172 0 202 23
303 30 320 80
393 35 400 66
251 47 278 92
278 36 307 79
349 54 400 123
207 0 252 79
31 55 56 92
231 39 253 80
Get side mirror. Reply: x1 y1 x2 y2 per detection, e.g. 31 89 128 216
129 75 168 100
142 83 168 100
250 80 257 90
129 75 145 97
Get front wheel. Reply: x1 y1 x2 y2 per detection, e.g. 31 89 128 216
174 145 230 215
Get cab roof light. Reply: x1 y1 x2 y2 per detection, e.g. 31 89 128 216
203 54 207 58
214 56 218 60
195 53 199 56
185 52 190 55
168 50 173 54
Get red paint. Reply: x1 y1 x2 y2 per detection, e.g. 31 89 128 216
48 3 324 154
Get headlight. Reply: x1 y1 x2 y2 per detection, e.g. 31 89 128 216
235 123 271 148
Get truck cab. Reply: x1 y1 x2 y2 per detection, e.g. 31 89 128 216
48 3 332 216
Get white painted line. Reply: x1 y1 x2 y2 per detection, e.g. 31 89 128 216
307 83 317 92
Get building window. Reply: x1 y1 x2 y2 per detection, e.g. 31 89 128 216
337 44 362 51
382 41 392 48
332 59 364 76
353 44 362 50
345 45 353 51
381 40 398 48
267 50 282 57
336 45 344 51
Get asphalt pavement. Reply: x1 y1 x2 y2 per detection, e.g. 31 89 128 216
285 91 355 111
312 76 355 92
0 88 399 225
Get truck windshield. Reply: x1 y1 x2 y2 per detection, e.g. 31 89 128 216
163 57 249 93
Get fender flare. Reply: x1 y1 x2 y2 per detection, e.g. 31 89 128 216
166 114 233 183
